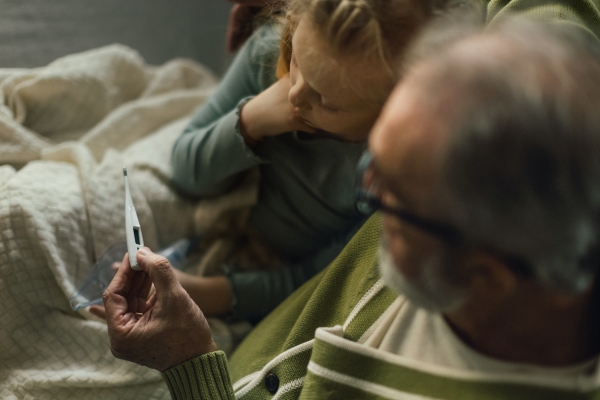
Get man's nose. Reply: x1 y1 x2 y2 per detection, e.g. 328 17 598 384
289 75 311 110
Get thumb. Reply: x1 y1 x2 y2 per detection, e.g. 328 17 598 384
136 249 179 294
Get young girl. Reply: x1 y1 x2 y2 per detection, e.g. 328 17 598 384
171 0 458 321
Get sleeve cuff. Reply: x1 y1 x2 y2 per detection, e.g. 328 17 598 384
162 351 235 400
235 96 266 161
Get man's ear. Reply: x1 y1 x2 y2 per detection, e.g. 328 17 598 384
457 251 519 304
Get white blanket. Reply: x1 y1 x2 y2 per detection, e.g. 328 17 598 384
0 44 223 399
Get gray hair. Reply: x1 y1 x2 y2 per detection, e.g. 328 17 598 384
409 17 600 293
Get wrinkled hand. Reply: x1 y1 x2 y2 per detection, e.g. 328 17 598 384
226 0 285 53
89 263 155 320
88 263 121 320
241 74 316 141
102 249 216 372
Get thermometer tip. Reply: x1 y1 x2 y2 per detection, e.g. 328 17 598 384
123 167 127 176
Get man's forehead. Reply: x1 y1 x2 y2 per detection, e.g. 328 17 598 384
369 34 518 189
369 77 450 208
371 80 446 168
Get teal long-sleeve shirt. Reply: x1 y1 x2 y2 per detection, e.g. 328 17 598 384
171 23 370 320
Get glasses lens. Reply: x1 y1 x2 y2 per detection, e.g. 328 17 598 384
355 150 378 214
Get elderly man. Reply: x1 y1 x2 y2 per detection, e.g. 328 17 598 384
102 14 600 400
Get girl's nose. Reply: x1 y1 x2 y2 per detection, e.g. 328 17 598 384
289 75 311 110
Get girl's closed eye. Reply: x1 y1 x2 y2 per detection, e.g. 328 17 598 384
318 98 339 114
291 50 338 114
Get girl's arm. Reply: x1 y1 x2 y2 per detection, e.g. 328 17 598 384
171 24 280 197
226 219 367 320
175 218 368 320
173 270 233 317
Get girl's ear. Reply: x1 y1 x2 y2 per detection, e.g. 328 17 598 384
276 54 290 79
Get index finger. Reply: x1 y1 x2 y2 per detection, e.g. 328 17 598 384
110 253 137 296
103 253 137 317
136 249 180 296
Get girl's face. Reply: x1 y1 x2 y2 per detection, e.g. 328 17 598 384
289 17 392 142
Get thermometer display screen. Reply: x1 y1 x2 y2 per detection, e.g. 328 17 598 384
133 227 141 245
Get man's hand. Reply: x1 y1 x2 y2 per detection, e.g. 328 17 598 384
241 74 316 142
102 249 216 372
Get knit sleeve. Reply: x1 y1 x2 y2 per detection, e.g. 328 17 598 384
162 351 235 400
171 23 280 197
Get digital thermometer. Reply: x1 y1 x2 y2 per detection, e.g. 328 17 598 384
124 167 144 271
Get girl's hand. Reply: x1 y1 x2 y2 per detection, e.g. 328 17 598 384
173 269 233 316
92 267 234 318
240 74 316 142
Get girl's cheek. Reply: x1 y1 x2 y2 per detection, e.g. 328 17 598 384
317 114 345 132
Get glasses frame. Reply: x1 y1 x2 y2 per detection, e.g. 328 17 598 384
356 191 465 246
355 150 534 278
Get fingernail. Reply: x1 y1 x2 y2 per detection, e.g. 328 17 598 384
137 249 148 257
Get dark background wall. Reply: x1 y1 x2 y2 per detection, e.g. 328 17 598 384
0 0 234 76
1 1 599 76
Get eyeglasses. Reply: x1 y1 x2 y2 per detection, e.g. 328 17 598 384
355 150 534 278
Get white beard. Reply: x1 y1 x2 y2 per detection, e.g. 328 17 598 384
378 237 466 313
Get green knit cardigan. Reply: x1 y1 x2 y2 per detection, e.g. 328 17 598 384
162 0 600 398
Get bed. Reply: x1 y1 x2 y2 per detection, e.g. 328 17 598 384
0 2 244 399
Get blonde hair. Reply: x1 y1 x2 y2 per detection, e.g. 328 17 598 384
275 0 468 80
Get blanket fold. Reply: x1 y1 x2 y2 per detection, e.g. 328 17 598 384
0 44 251 399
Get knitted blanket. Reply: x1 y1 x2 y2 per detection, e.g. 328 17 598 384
0 44 238 399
